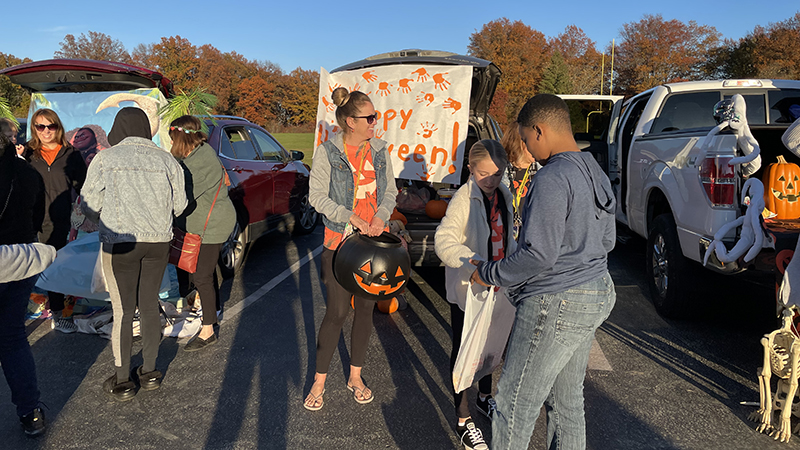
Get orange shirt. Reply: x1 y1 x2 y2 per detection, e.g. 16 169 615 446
40 144 62 166
488 192 505 261
324 142 380 250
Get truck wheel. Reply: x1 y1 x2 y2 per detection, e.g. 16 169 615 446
219 222 248 279
646 214 693 319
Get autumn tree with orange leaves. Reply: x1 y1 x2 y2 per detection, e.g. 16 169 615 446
468 18 549 126
0 52 32 117
715 12 800 80
614 14 721 95
549 25 603 95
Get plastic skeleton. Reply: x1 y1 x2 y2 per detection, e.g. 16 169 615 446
749 307 800 443
702 95 769 266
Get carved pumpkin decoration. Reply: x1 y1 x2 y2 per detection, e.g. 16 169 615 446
333 232 411 301
763 156 800 219
425 199 448 219
377 297 399 314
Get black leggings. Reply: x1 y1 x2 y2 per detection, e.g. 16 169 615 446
450 302 493 419
315 248 374 373
102 242 169 381
177 243 222 326
40 220 68 312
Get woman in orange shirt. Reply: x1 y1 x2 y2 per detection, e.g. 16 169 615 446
23 109 86 333
305 87 396 411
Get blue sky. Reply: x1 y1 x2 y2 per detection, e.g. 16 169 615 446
4 2 798 73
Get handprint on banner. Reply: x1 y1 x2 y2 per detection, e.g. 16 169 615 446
397 78 414 94
417 163 435 181
350 82 361 93
417 121 438 139
362 71 378 83
433 72 450 91
321 96 335 112
377 82 393 97
416 91 435 106
328 82 341 93
412 68 429 82
374 128 385 140
443 98 462 114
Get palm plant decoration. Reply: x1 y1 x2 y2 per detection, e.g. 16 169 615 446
0 96 19 127
158 88 218 133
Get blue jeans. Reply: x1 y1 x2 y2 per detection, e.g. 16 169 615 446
0 276 41 417
492 272 615 450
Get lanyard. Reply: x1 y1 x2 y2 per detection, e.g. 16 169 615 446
513 164 532 214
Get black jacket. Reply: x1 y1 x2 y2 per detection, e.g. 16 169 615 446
0 143 45 245
23 143 86 245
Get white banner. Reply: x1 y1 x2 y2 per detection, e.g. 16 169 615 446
315 65 472 184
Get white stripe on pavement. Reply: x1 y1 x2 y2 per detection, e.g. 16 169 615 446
589 337 613 371
221 245 324 323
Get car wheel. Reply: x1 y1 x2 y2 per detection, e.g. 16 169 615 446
291 193 318 236
646 214 693 319
219 222 247 279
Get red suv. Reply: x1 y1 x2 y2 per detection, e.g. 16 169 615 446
0 59 317 277
205 117 317 276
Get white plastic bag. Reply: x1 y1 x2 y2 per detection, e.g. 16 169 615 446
36 232 170 300
452 283 516 393
90 248 106 293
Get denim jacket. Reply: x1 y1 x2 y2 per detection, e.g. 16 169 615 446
309 133 396 233
81 137 187 244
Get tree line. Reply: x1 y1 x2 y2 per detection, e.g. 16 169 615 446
1 12 798 131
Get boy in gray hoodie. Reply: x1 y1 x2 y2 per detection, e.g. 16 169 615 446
471 94 616 450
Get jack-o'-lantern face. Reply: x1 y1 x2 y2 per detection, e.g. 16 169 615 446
763 156 800 220
771 173 800 202
353 261 406 297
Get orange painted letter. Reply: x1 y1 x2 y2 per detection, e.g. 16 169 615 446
383 109 397 131
397 144 411 162
399 109 413 130
413 144 426 163
431 146 447 167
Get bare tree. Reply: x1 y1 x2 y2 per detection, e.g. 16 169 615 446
55 31 131 63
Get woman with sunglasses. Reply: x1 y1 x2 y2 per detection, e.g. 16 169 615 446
304 87 396 411
23 109 86 333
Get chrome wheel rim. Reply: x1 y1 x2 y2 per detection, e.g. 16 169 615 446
221 223 244 271
651 234 668 298
298 194 317 230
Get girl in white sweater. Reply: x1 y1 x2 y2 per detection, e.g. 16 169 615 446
434 140 517 450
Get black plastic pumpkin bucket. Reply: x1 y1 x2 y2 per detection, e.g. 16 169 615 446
333 232 411 301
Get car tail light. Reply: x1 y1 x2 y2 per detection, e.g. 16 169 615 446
700 156 735 207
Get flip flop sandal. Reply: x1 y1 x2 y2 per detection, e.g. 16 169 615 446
346 382 374 404
303 389 325 411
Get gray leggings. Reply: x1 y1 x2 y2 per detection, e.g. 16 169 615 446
102 242 168 381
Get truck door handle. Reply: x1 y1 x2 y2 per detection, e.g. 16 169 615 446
227 167 243 173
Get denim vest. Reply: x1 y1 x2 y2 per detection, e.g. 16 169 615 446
321 138 388 233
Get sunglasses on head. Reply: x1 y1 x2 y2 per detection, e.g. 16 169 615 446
354 113 378 125
34 123 58 132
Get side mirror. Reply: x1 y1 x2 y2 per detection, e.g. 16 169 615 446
291 150 305 161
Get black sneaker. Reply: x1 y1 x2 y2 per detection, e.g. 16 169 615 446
132 366 163 391
457 418 488 450
103 374 137 402
20 407 45 437
184 333 217 352
476 395 496 419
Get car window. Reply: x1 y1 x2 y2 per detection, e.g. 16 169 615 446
250 128 287 162
768 89 800 124
651 92 720 133
223 126 259 160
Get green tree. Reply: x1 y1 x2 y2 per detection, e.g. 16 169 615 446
0 52 32 117
55 31 131 62
538 52 573 94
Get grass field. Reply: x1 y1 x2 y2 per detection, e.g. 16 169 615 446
273 133 314 166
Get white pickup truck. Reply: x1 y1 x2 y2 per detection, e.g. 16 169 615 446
563 80 800 318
